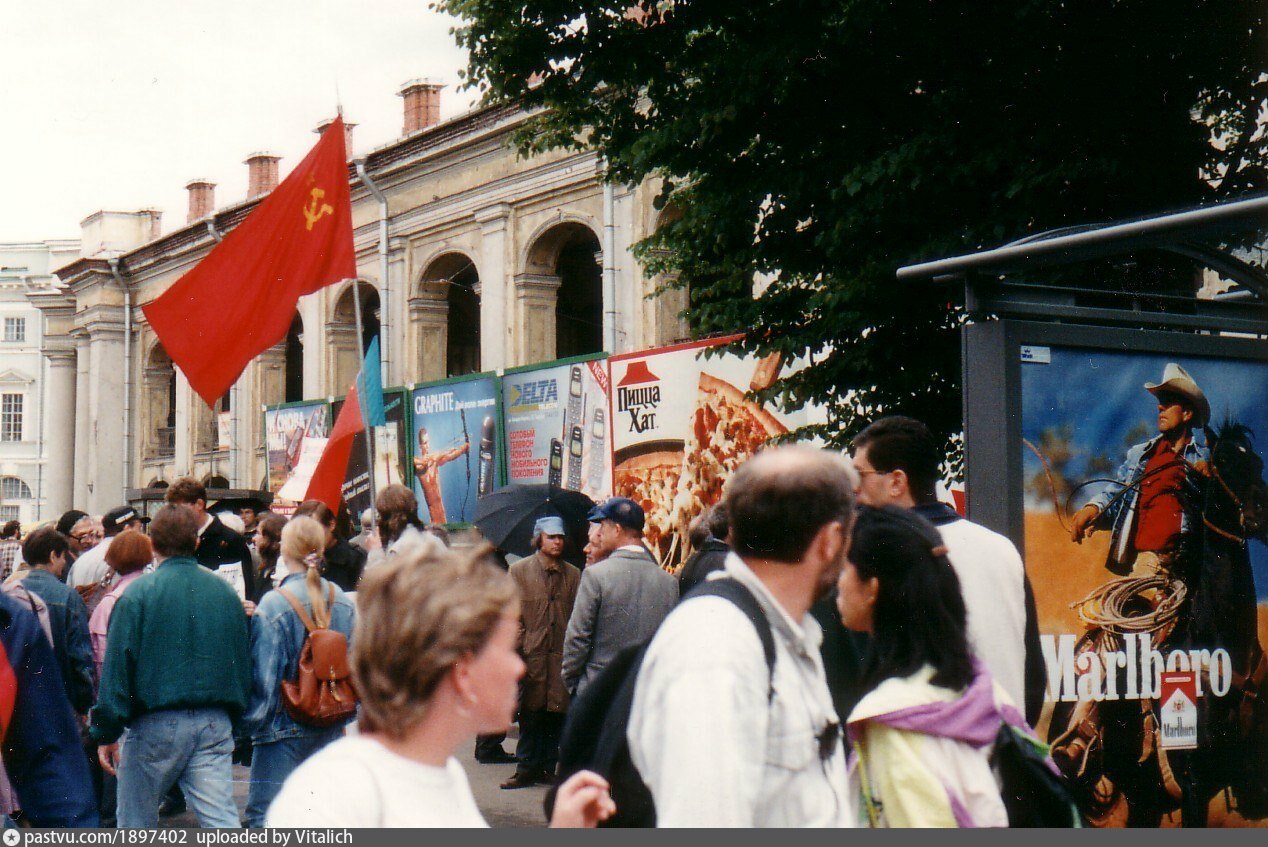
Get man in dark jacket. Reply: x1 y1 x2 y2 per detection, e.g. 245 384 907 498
502 516 581 789
0 591 97 826
677 503 732 596
166 477 257 603
91 505 252 828
15 527 93 716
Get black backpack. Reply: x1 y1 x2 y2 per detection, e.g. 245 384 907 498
991 723 1083 828
545 578 776 827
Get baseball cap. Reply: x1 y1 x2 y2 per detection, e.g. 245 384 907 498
533 515 566 537
103 506 149 534
587 497 645 532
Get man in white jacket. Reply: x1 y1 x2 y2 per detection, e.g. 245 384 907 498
852 416 1045 724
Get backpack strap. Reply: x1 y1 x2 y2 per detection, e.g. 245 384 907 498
278 587 318 634
684 577 777 685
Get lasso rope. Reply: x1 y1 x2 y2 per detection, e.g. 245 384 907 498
1070 575 1187 636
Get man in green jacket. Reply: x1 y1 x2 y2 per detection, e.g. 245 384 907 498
90 505 251 828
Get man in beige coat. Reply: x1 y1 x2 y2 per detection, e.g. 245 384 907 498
503 516 581 789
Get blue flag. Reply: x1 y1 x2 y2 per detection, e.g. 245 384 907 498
357 336 387 427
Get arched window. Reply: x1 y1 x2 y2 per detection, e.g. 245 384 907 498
285 314 304 403
0 477 31 500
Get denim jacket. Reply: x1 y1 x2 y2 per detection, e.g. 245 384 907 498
1086 433 1209 570
245 572 357 744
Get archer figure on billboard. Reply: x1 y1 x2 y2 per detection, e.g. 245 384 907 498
1050 362 1268 826
413 426 470 525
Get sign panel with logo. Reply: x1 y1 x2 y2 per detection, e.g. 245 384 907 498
501 355 612 500
408 374 502 526
1015 338 1268 826
263 400 330 514
608 336 821 571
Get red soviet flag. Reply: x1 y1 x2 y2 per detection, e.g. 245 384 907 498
143 115 356 406
304 382 365 512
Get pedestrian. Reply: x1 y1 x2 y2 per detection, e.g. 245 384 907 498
348 508 375 553
0 591 97 826
562 497 677 699
243 515 356 827
364 484 439 569
165 477 257 605
676 503 731 595
583 521 603 566
68 506 150 611
14 527 93 716
265 543 615 827
852 416 1043 722
240 505 261 542
91 505 251 828
502 516 581 789
293 500 366 593
251 513 287 604
840 506 1024 828
627 446 855 827
0 520 22 582
87 530 152 686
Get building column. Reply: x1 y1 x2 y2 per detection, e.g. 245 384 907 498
386 237 407 387
614 185 639 353
175 370 193 476
513 273 562 365
253 344 286 489
42 350 77 516
85 321 126 511
475 204 511 371
72 332 90 508
409 284 448 383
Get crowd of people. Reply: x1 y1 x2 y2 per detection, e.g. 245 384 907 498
2 414 1056 828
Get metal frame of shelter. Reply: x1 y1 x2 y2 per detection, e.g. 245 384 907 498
897 193 1268 547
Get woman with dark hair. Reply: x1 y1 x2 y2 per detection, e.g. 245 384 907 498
293 500 366 593
364 485 437 571
251 514 287 604
838 506 1028 827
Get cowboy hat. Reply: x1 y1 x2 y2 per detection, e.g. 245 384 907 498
1145 363 1209 427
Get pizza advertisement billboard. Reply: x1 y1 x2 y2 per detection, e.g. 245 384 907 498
333 388 409 522
608 336 819 572
408 373 503 526
263 400 330 513
501 354 612 501
1016 338 1268 826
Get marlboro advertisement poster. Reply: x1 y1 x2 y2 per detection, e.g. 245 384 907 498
1021 345 1268 827
335 388 408 520
502 356 612 500
609 336 817 572
264 401 330 512
409 374 502 526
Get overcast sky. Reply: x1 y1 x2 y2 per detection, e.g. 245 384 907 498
1 0 477 242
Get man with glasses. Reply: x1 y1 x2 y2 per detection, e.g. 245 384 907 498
67 507 150 602
852 415 1044 724
628 447 854 827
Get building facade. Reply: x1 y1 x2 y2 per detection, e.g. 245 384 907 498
35 84 690 515
0 239 80 522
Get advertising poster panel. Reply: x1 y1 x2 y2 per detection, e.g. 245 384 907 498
409 374 502 526
263 401 330 514
1021 345 1268 827
334 388 409 521
502 355 612 501
609 336 818 571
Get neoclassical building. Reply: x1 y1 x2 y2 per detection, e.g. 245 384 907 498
36 83 689 515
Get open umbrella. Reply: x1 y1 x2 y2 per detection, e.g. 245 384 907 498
473 484 596 559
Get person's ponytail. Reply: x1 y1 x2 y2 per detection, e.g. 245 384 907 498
282 516 331 628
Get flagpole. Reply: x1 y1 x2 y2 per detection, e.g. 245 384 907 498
349 280 378 533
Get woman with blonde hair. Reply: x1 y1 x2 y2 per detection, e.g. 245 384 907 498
267 543 615 827
243 515 356 827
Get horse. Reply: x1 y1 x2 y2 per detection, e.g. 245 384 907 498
1048 419 1268 827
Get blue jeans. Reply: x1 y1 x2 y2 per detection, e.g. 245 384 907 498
116 708 240 828
244 730 341 827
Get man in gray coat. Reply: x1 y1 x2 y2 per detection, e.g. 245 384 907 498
561 497 677 698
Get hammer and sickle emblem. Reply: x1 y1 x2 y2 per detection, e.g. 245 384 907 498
303 187 335 231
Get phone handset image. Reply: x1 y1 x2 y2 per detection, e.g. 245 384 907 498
477 416 497 496
548 438 564 488
588 407 606 494
567 424 584 490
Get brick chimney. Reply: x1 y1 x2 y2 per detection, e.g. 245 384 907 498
186 179 216 223
399 79 443 135
244 152 281 198
314 118 356 156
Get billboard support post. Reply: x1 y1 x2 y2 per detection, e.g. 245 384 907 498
349 279 377 531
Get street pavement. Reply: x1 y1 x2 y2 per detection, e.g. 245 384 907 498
164 726 547 828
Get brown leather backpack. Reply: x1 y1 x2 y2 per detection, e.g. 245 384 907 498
278 584 359 727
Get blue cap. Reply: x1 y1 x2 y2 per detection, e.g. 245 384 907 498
533 515 566 537
587 496 645 532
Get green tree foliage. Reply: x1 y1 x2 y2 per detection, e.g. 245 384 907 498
437 0 1267 451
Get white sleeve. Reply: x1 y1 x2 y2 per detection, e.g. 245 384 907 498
627 599 769 828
